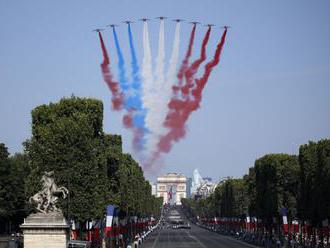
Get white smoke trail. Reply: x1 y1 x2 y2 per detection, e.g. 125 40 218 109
141 21 154 122
144 20 166 154
161 22 180 124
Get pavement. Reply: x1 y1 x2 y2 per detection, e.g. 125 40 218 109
141 223 259 248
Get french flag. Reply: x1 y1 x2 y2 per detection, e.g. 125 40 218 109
168 186 173 200
282 216 288 233
105 205 115 237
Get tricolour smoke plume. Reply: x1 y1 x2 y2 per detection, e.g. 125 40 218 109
98 32 123 110
156 28 228 156
96 22 228 172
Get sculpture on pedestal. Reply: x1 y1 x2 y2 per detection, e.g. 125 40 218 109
29 171 69 213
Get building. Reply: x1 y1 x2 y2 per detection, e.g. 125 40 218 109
186 177 192 198
203 177 212 183
191 169 217 199
156 173 187 205
151 183 157 196
148 181 157 196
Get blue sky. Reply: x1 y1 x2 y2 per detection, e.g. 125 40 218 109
1 0 329 181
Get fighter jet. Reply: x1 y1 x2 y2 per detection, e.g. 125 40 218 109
221 25 231 29
189 21 201 25
106 24 119 28
173 19 184 22
139 18 150 22
205 24 215 27
92 28 104 32
156 16 167 20
122 20 134 24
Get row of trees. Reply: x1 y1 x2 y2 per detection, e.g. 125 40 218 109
183 139 330 230
0 96 162 233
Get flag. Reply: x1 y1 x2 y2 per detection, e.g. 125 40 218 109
105 205 115 237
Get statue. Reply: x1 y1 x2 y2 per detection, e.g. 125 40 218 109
29 171 69 214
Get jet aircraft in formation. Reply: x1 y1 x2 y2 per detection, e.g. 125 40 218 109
139 18 150 22
123 20 134 24
92 29 104 32
93 18 230 31
156 16 167 20
107 24 118 28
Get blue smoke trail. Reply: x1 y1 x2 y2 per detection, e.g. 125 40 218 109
112 27 129 93
127 24 147 131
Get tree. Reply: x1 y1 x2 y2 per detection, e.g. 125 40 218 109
254 154 299 228
0 144 30 233
0 143 11 230
298 139 330 226
24 97 110 222
212 178 248 218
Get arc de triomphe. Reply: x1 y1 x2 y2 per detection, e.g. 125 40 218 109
156 173 187 205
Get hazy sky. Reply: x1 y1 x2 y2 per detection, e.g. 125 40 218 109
1 0 329 181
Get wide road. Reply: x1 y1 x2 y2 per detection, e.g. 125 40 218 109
142 206 258 248
142 224 258 248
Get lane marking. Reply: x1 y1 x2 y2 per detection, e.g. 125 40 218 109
151 228 162 248
186 230 207 248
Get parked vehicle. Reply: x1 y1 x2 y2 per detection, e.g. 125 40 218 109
67 240 91 248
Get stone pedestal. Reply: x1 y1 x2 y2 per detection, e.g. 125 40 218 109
20 212 69 248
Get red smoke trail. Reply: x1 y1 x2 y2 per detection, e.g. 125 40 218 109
98 32 123 110
157 28 228 155
173 24 197 93
155 27 212 153
181 27 211 96
122 110 144 152
192 28 228 104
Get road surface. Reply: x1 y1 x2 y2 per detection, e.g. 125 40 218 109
142 222 258 248
142 206 258 248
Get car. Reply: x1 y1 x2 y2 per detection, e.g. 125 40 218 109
178 223 191 229
67 240 91 248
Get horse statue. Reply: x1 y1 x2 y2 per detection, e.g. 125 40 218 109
29 171 69 214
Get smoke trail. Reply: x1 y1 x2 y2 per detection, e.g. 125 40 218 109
98 32 123 110
157 28 228 156
148 22 181 141
123 23 148 151
181 27 211 96
153 27 212 153
163 22 181 114
140 20 155 158
174 24 196 93
143 24 195 169
144 19 167 154
141 21 154 112
154 19 166 91
126 23 145 129
192 28 228 106
112 27 129 93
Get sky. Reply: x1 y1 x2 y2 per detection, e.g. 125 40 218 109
0 0 329 181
